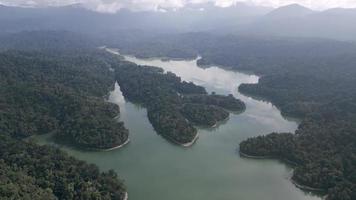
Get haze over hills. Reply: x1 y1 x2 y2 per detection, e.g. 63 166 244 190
0 2 272 34
1 2 356 41
245 4 356 40
263 4 316 19
1 1 356 200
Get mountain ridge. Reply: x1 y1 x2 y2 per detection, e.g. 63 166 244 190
0 3 356 41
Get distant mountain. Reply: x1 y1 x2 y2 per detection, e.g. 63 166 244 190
0 30 96 50
0 3 271 34
172 2 272 32
264 4 315 19
0 3 356 41
242 4 356 41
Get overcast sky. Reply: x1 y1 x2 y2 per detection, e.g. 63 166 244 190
1 0 356 12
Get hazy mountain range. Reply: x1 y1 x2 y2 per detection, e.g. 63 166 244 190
0 2 356 41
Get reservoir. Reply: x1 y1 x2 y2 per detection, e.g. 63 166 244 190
34 52 321 200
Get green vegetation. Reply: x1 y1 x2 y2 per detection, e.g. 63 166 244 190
0 135 126 200
0 50 129 149
113 33 356 199
0 32 246 199
148 104 197 144
4 30 356 199
0 31 132 200
240 119 356 197
0 47 129 199
183 94 245 112
113 60 245 144
235 48 356 199
180 104 229 127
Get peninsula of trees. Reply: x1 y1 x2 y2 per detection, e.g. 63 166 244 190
0 50 129 150
113 60 245 145
0 32 247 199
2 30 356 200
0 33 130 199
0 135 127 199
111 33 356 200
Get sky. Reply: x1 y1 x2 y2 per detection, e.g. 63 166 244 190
1 0 356 13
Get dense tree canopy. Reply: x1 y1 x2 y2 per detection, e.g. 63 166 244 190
0 135 126 200
2 30 356 199
0 50 129 149
112 33 356 200
180 104 229 127
0 33 130 199
232 44 356 199
183 94 245 112
0 31 247 199
113 60 245 144
236 46 356 200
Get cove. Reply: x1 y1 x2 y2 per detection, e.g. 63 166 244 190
33 52 321 200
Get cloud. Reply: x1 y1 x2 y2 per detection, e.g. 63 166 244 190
245 0 356 10
0 0 356 12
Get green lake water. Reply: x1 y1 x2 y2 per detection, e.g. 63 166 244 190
33 53 321 200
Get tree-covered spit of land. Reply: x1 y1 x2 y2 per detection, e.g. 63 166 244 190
2 30 356 199
0 31 248 199
0 31 133 199
111 33 356 200
113 60 245 145
0 50 129 149
0 135 127 200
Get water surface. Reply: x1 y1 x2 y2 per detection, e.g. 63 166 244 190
34 54 320 200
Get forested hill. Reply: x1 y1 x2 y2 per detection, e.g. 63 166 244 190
0 50 129 149
238 57 356 199
0 31 96 50
0 33 129 199
113 59 245 145
0 134 127 199
2 29 356 199
0 31 247 199
109 33 356 74
110 33 356 200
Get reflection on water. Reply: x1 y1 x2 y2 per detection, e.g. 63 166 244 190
33 52 320 200
124 55 297 132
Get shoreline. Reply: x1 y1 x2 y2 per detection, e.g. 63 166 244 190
213 114 230 128
26 133 130 152
101 138 130 152
240 150 326 194
239 151 274 159
181 133 199 147
238 89 303 124
239 150 299 166
105 47 197 62
291 179 326 193
159 132 199 148
105 47 324 196
123 192 128 200
194 115 230 129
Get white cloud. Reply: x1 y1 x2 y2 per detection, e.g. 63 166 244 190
244 0 356 10
0 0 356 12
95 1 123 13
